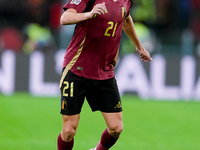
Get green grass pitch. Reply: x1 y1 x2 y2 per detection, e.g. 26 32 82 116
0 93 200 150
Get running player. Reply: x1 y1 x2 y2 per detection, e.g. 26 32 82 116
57 0 152 150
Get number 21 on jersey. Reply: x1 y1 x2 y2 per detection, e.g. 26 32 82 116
104 21 118 37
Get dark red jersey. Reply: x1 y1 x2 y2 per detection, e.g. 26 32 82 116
63 0 131 80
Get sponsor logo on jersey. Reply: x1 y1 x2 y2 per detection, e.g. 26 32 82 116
70 0 82 5
76 66 83 71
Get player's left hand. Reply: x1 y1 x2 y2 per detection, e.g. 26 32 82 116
137 47 153 62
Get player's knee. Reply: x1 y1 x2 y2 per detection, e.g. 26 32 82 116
108 123 123 138
61 114 80 142
61 127 77 142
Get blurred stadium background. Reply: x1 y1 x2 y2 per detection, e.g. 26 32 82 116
0 0 200 150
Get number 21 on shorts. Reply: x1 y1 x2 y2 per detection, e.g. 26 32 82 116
63 81 74 97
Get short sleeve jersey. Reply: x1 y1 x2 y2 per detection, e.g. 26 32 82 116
63 0 131 80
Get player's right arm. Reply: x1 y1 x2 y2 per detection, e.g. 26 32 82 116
60 3 107 25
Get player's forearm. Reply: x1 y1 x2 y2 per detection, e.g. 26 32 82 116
123 15 143 51
60 10 92 25
61 3 107 25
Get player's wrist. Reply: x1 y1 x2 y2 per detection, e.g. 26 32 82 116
85 12 96 19
135 46 143 52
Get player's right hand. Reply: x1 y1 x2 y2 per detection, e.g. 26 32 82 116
90 2 108 18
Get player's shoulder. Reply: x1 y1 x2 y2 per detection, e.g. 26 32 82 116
83 0 91 3
81 0 96 5
128 0 133 6
119 0 132 7
69 0 90 4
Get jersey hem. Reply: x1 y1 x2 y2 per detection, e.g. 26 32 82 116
70 69 115 80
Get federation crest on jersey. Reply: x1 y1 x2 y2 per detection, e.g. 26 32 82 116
70 0 82 5
121 7 127 18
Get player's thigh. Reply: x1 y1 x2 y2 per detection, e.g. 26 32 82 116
61 114 80 141
102 112 123 133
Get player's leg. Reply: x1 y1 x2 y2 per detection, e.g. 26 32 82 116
57 114 80 150
58 69 87 150
95 112 123 150
87 77 123 150
102 112 123 138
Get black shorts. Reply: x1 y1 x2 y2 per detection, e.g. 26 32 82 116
59 69 122 115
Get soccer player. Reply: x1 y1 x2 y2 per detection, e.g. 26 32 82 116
57 0 152 150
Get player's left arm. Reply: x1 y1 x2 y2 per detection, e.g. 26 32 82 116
122 15 152 62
